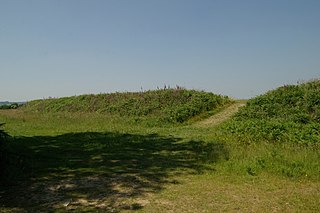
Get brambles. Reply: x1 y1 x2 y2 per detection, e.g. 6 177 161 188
223 80 320 144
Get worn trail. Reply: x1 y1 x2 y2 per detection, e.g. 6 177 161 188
195 101 246 127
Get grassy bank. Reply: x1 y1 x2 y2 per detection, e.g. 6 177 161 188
222 80 320 144
23 88 231 123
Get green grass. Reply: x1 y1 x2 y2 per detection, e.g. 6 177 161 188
1 131 222 211
0 84 319 212
142 174 320 212
0 111 227 212
0 109 319 212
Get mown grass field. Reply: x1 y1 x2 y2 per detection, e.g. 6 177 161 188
0 86 319 212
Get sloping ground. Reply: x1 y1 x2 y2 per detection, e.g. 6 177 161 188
23 88 231 123
195 101 246 127
223 80 320 144
235 80 320 122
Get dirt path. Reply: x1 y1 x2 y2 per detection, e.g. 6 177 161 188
195 101 246 127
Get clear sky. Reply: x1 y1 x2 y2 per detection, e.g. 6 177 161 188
1 0 319 101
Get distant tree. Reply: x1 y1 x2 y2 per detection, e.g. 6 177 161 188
10 103 19 109
0 103 20 110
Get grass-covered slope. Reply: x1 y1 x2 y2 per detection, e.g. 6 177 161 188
23 88 231 123
224 80 320 144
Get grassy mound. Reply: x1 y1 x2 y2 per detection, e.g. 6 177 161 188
224 80 320 144
23 88 231 123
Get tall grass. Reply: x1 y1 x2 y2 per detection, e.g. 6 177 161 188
23 88 231 123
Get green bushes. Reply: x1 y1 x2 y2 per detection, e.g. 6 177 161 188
0 103 20 110
23 88 231 123
223 80 320 144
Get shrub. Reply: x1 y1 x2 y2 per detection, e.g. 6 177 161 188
0 103 21 110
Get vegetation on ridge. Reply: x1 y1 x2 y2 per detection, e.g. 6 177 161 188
223 80 320 144
23 88 231 123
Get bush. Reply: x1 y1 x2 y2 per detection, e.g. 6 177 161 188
0 103 21 110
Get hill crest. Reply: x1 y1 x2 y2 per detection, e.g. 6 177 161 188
23 88 231 123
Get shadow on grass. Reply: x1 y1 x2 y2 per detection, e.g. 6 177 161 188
0 132 228 212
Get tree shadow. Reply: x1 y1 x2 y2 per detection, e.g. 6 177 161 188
0 132 228 212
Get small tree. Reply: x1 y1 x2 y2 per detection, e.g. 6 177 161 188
10 103 19 109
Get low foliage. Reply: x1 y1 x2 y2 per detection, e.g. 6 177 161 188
23 88 231 123
0 103 20 110
223 80 320 144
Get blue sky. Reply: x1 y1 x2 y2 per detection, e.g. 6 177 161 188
1 0 319 101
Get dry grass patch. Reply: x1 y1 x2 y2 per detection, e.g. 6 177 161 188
142 174 320 212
